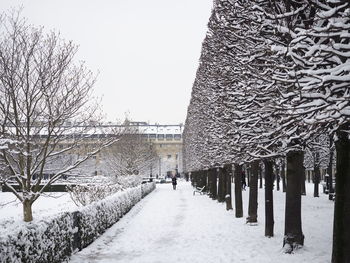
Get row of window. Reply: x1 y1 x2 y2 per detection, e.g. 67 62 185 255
142 134 182 140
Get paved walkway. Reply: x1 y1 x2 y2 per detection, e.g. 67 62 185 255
70 181 237 263
69 181 333 263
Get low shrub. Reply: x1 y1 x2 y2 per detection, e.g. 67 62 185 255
0 182 155 263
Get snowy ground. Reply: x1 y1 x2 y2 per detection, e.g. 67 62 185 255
0 192 76 221
70 181 333 263
0 192 77 239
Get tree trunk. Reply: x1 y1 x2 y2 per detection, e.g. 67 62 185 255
283 150 304 253
313 165 320 197
234 163 243 218
301 166 306 195
207 169 212 197
217 168 225 203
281 161 287 192
259 164 263 189
264 159 274 237
224 164 233 210
190 172 195 187
202 171 206 190
200 171 205 188
332 127 350 263
276 166 280 191
191 171 197 187
207 170 211 193
23 199 33 222
328 135 334 198
247 167 250 187
307 170 311 183
211 168 218 200
247 160 259 224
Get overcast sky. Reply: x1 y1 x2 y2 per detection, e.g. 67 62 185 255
0 0 213 125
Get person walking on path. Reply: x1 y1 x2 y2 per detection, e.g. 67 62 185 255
172 175 177 190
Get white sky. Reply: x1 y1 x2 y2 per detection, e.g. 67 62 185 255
0 0 213 125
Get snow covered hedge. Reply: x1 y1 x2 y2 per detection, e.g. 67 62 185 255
0 182 155 263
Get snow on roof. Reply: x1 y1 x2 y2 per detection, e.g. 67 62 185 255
2 123 183 137
137 125 183 135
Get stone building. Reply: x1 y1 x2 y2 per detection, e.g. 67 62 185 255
138 123 183 178
56 122 184 178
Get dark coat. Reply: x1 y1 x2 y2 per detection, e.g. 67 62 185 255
172 177 177 185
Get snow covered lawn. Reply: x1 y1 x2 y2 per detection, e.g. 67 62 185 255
70 181 333 263
0 192 76 221
0 192 77 239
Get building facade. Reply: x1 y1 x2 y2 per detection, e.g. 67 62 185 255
67 122 184 178
138 124 183 178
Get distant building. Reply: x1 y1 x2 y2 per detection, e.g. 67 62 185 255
137 124 183 178
54 122 183 178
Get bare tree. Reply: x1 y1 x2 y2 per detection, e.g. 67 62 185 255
104 123 158 180
0 12 118 222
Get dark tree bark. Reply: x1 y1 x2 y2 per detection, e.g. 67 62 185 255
195 171 201 187
332 127 350 263
224 164 233 210
208 169 213 194
259 164 263 189
23 199 33 222
205 170 209 191
207 169 212 196
307 170 311 183
203 170 208 189
247 160 259 224
328 135 334 199
194 171 203 188
234 163 243 218
247 166 250 187
212 168 218 200
313 164 320 197
283 150 304 253
281 161 287 193
264 159 274 237
301 166 306 196
217 168 225 203
190 171 196 187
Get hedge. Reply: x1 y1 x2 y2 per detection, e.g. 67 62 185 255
0 182 156 263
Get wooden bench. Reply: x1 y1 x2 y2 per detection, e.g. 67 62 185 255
193 186 206 195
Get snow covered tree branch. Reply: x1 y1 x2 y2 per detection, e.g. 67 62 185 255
0 11 120 222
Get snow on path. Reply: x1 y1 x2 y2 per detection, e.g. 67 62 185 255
70 181 333 263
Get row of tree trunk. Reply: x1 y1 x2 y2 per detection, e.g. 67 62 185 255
188 153 306 253
188 132 350 261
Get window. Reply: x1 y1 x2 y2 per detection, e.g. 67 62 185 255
174 134 181 140
167 154 171 159
149 134 156 139
166 134 173 140
157 134 164 140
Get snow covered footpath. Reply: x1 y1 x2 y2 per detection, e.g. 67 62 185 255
70 181 333 263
